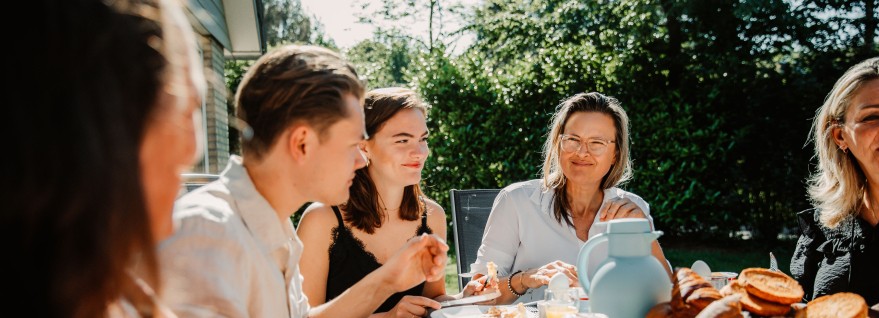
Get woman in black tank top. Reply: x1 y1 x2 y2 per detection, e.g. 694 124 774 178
298 88 482 317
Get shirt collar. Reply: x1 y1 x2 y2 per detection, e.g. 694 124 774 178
531 183 621 217
222 155 295 250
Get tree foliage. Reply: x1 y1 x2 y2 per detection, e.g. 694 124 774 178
407 0 878 242
262 0 335 47
226 0 878 242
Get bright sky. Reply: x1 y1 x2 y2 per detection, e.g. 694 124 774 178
300 0 478 53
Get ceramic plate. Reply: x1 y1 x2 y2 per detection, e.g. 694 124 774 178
428 305 539 318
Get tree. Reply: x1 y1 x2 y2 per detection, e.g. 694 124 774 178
344 36 417 88
355 0 470 53
262 0 335 47
410 0 875 242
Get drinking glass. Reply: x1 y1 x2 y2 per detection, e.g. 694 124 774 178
543 288 579 318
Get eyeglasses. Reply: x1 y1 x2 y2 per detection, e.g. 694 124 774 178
558 134 615 155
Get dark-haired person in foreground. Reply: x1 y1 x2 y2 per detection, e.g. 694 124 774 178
9 0 206 316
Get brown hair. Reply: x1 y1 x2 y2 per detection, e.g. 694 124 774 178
10 0 190 316
235 45 365 159
541 92 632 227
342 87 430 234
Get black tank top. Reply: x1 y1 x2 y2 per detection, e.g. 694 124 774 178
325 205 433 313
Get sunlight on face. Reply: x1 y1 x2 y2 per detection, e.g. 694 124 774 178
139 0 206 241
311 94 368 205
559 112 617 188
363 108 429 188
840 79 879 180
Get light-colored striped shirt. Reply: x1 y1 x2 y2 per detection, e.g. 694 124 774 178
159 155 309 317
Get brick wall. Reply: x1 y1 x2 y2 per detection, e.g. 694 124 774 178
190 35 230 174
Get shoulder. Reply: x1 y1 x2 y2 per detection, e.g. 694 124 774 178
423 198 446 217
160 198 249 262
501 179 543 193
170 189 243 239
297 202 339 233
610 188 650 213
496 179 544 201
424 198 447 224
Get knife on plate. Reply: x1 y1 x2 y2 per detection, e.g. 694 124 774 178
438 290 501 308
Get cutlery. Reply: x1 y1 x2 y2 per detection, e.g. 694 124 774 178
769 252 779 272
439 290 501 308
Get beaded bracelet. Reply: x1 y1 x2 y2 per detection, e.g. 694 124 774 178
507 270 525 296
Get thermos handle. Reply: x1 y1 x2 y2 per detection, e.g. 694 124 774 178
577 233 608 296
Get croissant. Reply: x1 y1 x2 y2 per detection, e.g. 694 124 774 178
671 268 723 318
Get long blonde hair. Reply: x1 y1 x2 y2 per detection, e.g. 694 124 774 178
807 57 879 228
541 92 632 226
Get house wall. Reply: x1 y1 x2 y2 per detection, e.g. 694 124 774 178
202 35 230 173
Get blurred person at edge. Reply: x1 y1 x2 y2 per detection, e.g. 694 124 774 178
469 92 673 305
792 57 879 305
157 45 448 317
5 0 205 316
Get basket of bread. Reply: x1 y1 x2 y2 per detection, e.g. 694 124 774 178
646 267 870 318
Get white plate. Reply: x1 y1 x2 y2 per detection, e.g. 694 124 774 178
439 290 501 307
429 304 539 318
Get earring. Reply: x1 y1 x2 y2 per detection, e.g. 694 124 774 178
366 157 371 167
841 146 848 154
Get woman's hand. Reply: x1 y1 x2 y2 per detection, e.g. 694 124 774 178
599 196 646 221
520 261 579 289
384 295 440 318
460 275 499 304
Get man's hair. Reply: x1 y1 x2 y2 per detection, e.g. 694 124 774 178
235 45 365 159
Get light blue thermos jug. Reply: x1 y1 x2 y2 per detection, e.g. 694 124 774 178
577 219 672 318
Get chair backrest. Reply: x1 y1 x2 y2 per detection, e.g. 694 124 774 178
450 188 501 289
177 173 220 198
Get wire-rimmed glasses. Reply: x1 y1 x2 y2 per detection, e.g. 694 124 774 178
559 134 615 156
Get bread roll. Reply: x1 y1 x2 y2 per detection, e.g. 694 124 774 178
695 294 743 318
671 268 723 318
724 278 791 317
803 292 868 318
738 268 804 305
646 302 673 318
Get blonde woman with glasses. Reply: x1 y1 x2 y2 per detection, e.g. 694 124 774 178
468 92 672 304
791 57 879 305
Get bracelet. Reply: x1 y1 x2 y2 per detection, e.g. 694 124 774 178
507 270 525 297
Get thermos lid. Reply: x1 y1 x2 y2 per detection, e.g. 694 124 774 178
605 218 651 234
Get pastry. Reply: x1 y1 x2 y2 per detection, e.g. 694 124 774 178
671 268 723 318
738 268 804 305
724 278 791 317
695 294 743 318
803 292 868 318
647 302 673 318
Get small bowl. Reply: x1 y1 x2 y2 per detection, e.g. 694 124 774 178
709 272 738 290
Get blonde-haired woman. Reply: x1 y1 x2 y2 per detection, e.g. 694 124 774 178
791 57 879 305
469 92 672 304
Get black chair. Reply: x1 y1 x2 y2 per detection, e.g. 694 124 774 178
449 188 501 290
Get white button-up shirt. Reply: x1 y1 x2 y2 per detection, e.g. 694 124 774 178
159 156 309 317
469 179 653 303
